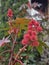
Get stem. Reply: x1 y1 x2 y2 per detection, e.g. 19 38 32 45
15 45 27 59
8 37 16 65
13 45 28 65
8 42 15 65
14 59 24 65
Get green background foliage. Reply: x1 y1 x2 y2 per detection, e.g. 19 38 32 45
0 0 49 65
0 0 28 22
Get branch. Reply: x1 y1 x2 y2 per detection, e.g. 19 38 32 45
13 44 28 65
8 37 16 65
15 45 27 59
14 59 24 65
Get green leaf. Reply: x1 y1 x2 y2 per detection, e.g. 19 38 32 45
38 39 49 48
27 46 32 51
36 39 49 54
21 53 27 56
36 45 43 54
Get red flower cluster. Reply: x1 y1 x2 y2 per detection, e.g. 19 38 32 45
22 19 43 47
7 8 13 17
28 19 43 32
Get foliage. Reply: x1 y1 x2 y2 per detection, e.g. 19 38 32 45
0 15 48 65
0 0 49 65
1 0 28 22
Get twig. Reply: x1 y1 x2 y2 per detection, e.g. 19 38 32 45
8 37 16 65
13 45 28 65
15 45 27 59
14 59 24 65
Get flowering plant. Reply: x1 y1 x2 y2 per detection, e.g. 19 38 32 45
0 8 48 65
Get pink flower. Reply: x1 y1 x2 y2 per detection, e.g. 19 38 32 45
24 34 30 40
28 25 32 30
34 21 40 27
0 36 10 47
22 39 28 45
32 41 39 46
31 31 37 35
29 19 40 27
37 26 43 32
7 8 13 17
28 19 35 26
31 19 36 25
30 35 37 41
27 30 32 35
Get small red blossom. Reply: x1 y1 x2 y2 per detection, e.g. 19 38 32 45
34 21 40 27
37 26 43 32
29 19 40 27
24 34 30 40
22 39 28 45
32 41 39 46
31 31 37 35
7 8 13 17
27 30 32 35
28 20 35 27
32 27 36 31
30 35 37 41
31 19 36 25
28 25 32 30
